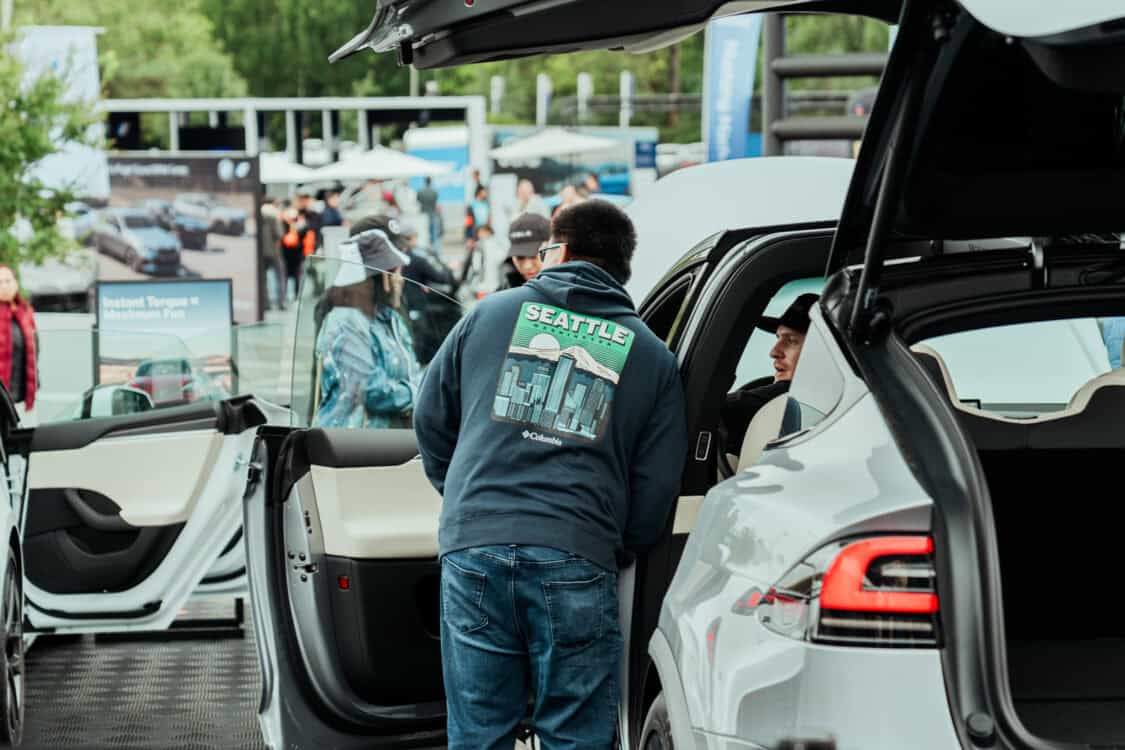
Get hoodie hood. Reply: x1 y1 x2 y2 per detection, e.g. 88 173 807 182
526 261 635 318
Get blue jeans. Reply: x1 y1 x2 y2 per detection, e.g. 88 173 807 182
427 211 443 251
440 545 621 750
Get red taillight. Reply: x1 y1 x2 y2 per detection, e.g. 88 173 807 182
337 575 350 591
821 536 938 614
756 535 941 648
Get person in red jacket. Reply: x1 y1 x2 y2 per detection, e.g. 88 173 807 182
0 265 37 423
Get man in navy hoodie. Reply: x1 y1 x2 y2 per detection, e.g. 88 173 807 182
414 200 687 749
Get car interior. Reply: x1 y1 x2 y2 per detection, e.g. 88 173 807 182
912 320 1125 746
20 396 264 615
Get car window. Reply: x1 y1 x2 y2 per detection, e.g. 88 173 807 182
36 329 207 424
785 322 845 434
919 317 1111 417
290 253 466 429
123 215 154 229
732 277 825 389
642 272 694 345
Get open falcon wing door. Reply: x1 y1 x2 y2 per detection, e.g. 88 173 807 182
19 328 266 634
332 0 901 69
246 254 466 749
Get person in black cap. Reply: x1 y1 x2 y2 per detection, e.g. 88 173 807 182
722 293 819 454
497 212 550 291
313 215 422 429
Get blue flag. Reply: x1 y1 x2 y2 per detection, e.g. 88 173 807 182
703 14 763 162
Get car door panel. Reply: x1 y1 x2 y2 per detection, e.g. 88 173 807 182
249 427 446 749
29 430 221 526
309 460 440 560
23 396 266 632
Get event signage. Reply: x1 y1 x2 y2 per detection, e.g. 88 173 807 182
105 154 262 321
95 279 235 398
702 14 763 162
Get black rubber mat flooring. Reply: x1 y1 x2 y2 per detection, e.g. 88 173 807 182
22 599 265 750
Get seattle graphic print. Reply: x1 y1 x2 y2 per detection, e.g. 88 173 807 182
492 302 636 443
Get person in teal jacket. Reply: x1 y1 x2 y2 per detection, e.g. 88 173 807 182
315 218 422 429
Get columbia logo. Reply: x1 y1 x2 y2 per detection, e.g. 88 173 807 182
521 430 563 447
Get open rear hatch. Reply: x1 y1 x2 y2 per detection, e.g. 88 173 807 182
330 0 901 68
821 2 1125 749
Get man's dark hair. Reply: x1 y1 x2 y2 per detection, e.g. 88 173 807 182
424 177 432 186
551 200 636 284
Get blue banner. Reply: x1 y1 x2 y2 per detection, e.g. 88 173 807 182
703 14 763 162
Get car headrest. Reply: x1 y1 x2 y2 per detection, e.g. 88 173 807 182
1066 368 1125 413
912 343 1125 426
737 393 789 472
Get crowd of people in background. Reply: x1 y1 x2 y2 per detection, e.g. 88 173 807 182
258 171 601 314
259 187 346 310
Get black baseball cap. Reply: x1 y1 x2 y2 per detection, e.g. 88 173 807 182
756 293 820 335
508 212 551 258
350 215 411 252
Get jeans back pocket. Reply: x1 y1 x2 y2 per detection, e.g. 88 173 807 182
543 574 607 649
442 557 489 634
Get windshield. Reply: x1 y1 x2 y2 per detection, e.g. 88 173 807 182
290 254 465 428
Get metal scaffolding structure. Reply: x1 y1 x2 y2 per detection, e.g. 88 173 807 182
762 13 887 155
101 95 489 170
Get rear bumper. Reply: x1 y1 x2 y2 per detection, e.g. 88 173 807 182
662 609 965 750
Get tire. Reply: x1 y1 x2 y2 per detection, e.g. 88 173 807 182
0 547 24 747
639 692 673 750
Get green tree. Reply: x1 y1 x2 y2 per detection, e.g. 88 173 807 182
19 0 247 99
201 0 404 97
0 44 100 265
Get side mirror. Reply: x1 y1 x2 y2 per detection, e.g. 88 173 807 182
83 385 154 418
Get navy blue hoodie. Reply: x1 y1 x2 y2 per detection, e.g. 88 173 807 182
414 261 688 571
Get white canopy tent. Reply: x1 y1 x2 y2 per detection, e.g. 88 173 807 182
259 152 319 184
310 145 452 183
489 128 619 164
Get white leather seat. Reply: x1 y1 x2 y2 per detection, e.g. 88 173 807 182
737 394 789 471
911 343 1125 424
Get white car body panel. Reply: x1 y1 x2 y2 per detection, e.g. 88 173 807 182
624 157 852 303
655 311 950 747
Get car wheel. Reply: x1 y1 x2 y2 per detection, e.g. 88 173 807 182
640 692 673 750
0 547 24 748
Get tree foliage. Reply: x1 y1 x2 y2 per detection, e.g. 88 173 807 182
200 0 405 97
0 43 100 265
19 0 247 99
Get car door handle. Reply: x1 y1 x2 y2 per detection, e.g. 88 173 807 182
64 488 132 533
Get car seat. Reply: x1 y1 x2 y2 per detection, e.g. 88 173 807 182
736 394 789 471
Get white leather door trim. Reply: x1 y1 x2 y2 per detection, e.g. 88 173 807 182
673 495 704 536
309 461 441 559
28 430 223 527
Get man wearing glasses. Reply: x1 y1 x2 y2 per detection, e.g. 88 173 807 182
414 200 687 749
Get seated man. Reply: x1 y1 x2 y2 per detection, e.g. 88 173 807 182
722 293 819 454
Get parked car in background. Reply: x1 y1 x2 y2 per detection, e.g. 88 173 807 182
140 200 209 250
127 358 228 408
172 193 247 236
19 249 98 313
92 209 181 276
63 201 99 246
